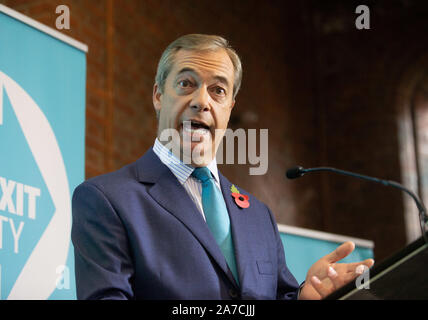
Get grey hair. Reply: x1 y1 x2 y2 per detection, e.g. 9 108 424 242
155 34 242 99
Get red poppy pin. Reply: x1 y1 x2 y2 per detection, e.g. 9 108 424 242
230 184 250 209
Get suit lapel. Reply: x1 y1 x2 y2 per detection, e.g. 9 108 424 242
219 173 259 293
135 149 237 287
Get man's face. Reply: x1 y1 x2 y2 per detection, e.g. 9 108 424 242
153 48 236 167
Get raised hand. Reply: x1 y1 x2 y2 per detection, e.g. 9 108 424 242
298 241 374 300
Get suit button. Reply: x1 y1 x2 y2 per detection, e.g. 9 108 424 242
229 288 239 299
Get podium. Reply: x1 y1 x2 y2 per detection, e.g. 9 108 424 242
325 232 428 299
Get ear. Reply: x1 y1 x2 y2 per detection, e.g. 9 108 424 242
230 99 236 110
153 83 162 115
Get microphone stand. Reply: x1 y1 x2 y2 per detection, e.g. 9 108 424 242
287 166 428 244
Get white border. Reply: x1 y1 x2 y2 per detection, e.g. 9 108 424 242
0 4 88 53
278 223 374 249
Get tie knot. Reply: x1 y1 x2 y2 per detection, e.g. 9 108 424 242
191 167 213 183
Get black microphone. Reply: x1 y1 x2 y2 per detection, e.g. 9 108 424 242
286 166 305 179
286 165 428 243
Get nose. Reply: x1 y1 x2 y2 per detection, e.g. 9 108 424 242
190 85 211 112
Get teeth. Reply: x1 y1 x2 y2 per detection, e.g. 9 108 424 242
183 121 209 131
182 122 210 139
183 125 209 134
194 128 209 134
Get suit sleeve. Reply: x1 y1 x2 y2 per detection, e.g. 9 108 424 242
71 182 135 300
265 205 300 300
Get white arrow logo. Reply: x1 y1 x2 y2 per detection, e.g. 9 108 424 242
0 70 71 300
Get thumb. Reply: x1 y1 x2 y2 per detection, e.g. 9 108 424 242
326 241 355 263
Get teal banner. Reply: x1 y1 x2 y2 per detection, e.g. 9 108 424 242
0 6 86 299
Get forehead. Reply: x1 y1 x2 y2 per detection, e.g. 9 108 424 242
169 49 235 84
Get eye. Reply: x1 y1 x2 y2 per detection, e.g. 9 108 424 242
178 79 193 88
213 86 226 96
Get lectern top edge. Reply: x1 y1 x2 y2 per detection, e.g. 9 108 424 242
325 232 428 300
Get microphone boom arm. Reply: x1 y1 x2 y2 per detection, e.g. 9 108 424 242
297 166 428 243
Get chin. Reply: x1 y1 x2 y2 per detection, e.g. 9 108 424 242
183 142 215 167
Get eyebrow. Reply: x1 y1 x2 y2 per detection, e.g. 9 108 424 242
176 67 231 88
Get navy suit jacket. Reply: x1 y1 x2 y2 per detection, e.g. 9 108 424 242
71 148 299 299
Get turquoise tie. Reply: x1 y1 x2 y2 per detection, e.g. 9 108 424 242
192 167 239 284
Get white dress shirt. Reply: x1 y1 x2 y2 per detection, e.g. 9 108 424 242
153 138 221 220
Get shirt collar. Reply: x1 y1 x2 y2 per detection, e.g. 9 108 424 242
153 138 220 185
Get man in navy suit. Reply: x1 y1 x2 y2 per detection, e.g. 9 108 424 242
71 34 374 300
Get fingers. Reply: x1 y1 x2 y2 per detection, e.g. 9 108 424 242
310 276 332 298
329 259 374 289
327 265 354 291
365 258 375 268
310 263 367 299
345 258 375 273
327 265 341 287
309 267 344 298
308 243 375 299
326 241 355 263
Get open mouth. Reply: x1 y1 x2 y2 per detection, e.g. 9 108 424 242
182 120 212 137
